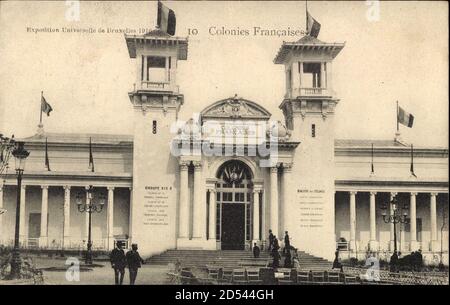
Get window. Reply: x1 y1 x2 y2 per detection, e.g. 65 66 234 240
311 124 316 138
152 120 157 134
147 56 166 83
302 62 322 88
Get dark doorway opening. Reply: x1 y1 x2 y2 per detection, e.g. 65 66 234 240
221 203 245 250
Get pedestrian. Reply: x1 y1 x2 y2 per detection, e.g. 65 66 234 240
284 231 290 255
268 229 274 252
272 247 281 269
284 249 292 268
110 241 127 285
252 242 260 258
126 243 145 285
273 235 280 252
332 249 343 272
390 251 399 273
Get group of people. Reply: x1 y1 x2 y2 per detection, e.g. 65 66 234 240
390 249 424 272
110 241 145 285
251 229 298 269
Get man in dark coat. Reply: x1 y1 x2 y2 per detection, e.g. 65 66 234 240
268 230 274 252
253 242 260 258
126 243 145 285
390 252 399 273
284 231 291 255
110 241 127 285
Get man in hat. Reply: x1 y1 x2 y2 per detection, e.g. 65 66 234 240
126 243 145 285
110 241 127 285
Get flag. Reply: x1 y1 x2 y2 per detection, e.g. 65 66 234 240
41 95 53 116
307 11 321 38
157 1 176 36
89 137 94 172
45 137 50 171
371 143 375 174
398 105 414 128
410 144 417 177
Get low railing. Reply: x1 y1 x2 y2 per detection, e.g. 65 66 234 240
140 81 179 93
286 87 330 98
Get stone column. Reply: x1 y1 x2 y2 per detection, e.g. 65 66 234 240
0 184 4 243
349 191 357 251
39 185 49 248
409 192 419 251
252 190 260 243
192 162 205 239
19 185 26 243
128 187 133 245
282 164 293 234
430 192 439 252
270 166 279 238
178 161 190 239
63 185 71 248
369 191 378 250
107 187 115 250
389 192 397 251
208 189 216 241
260 191 266 244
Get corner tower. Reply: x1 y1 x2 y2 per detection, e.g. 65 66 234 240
275 35 344 260
125 30 188 256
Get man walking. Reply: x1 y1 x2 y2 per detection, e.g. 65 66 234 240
126 243 145 285
110 241 127 285
268 229 274 253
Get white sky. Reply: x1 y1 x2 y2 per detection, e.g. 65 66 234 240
0 1 448 147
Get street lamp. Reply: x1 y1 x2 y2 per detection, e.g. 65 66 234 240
9 141 29 279
380 195 409 255
76 185 105 265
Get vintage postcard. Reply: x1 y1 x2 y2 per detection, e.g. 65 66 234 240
0 0 448 293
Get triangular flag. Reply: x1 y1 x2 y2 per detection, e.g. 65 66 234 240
89 137 95 172
410 144 417 177
45 137 51 171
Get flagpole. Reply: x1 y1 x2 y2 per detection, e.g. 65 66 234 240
40 91 43 125
396 100 399 132
305 0 308 33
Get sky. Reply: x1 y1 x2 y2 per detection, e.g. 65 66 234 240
0 1 448 147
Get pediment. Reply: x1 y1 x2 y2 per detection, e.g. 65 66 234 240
201 95 271 120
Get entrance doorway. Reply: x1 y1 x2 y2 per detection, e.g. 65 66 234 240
215 160 253 250
221 203 245 250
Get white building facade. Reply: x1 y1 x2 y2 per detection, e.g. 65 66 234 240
0 30 448 264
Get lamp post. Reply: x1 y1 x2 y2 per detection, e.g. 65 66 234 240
76 185 105 265
380 195 409 255
9 141 29 279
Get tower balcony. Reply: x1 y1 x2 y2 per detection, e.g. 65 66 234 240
285 87 333 99
138 81 179 94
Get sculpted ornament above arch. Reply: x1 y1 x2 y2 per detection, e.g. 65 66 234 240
201 94 272 120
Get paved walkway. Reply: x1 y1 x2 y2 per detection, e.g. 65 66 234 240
2 256 171 285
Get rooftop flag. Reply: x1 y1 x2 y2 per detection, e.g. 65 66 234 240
41 93 53 117
306 11 321 38
397 103 414 128
157 1 176 36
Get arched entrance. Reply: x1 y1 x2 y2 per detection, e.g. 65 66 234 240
216 160 253 250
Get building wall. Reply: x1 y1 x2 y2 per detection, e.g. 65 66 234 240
335 192 449 254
